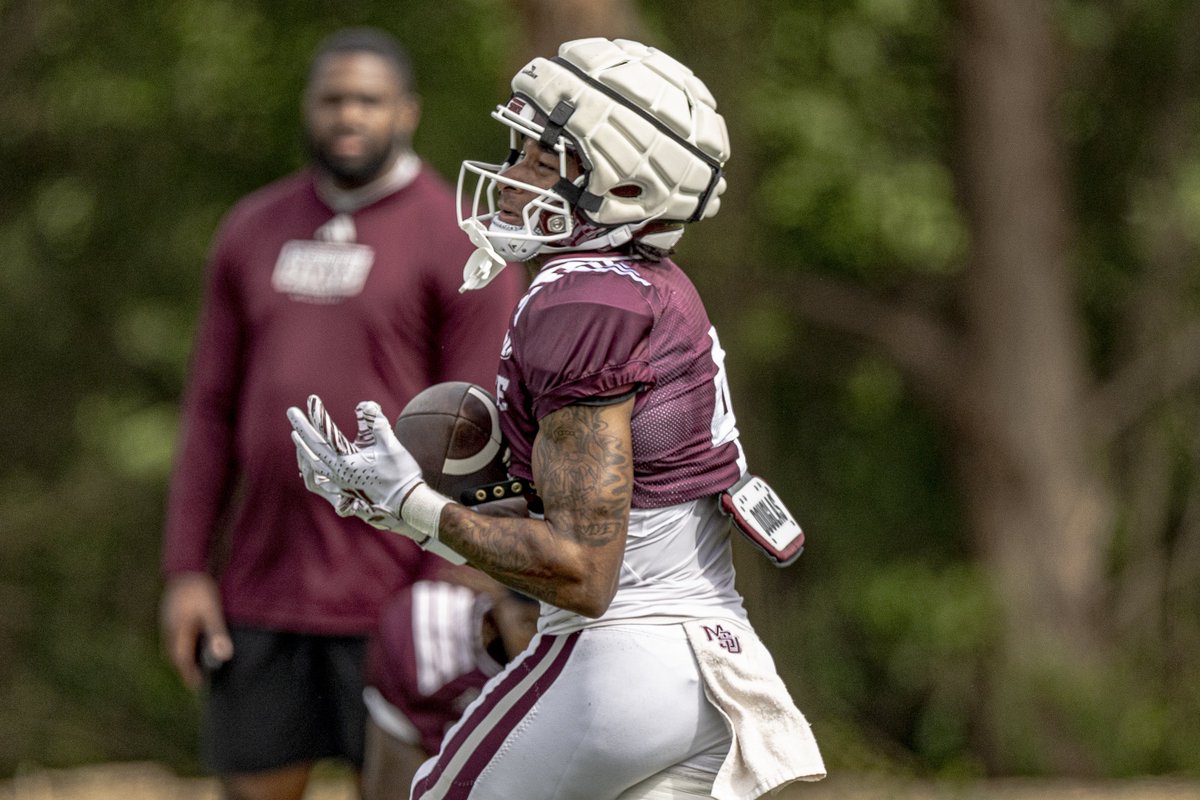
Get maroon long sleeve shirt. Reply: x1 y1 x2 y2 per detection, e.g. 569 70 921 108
161 165 523 634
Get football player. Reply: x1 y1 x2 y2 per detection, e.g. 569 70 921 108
290 38 826 799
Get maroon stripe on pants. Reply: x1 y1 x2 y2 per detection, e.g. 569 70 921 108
412 631 579 799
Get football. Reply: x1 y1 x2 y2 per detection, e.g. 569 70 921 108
393 382 513 505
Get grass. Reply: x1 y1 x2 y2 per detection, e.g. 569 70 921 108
1 763 1198 800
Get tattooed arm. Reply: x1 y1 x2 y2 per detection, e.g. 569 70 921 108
436 395 634 618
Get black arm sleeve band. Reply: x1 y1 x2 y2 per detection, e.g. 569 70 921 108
573 385 640 407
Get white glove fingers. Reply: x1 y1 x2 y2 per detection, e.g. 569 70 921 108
307 395 357 455
354 400 381 447
292 429 327 472
297 458 323 495
336 495 368 518
287 406 342 471
293 435 333 495
345 487 376 506
364 401 406 451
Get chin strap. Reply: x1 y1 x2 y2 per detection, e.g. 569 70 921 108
459 218 510 292
536 221 638 258
459 213 682 293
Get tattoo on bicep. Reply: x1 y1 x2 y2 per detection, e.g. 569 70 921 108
534 404 632 547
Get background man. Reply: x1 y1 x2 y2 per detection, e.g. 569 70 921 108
158 27 524 800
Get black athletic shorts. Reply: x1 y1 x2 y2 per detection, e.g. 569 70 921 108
201 625 368 774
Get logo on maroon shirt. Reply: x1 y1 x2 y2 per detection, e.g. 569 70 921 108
272 240 375 304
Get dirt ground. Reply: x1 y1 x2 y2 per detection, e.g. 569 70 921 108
1 763 1198 800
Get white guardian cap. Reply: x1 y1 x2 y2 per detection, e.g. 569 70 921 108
457 38 730 290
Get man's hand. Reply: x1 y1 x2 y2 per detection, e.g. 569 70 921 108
295 428 370 518
288 395 423 514
159 572 232 690
287 395 464 563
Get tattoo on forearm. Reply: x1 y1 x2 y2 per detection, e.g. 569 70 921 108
439 402 633 599
442 510 559 602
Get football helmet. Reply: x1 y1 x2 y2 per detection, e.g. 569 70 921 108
457 37 730 290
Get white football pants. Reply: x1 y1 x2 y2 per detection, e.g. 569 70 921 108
410 623 728 799
614 764 718 798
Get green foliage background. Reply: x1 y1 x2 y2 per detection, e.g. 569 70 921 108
2 0 1198 781
0 0 521 772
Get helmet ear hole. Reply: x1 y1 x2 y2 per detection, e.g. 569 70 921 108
611 184 642 198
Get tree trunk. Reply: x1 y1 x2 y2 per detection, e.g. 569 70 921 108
952 0 1115 772
507 0 644 63
953 0 1109 656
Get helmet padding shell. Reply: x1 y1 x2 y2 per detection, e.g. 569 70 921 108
510 38 730 227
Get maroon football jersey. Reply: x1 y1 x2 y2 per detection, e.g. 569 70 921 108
365 580 501 755
497 253 745 509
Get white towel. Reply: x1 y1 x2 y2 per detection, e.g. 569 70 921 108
684 619 826 800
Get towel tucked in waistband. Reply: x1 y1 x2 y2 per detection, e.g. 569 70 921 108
684 619 826 800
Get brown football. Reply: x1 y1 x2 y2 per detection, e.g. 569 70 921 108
393 382 511 504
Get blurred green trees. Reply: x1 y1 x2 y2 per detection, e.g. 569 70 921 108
0 0 519 772
2 0 1199 782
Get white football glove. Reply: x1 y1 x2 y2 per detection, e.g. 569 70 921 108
295 436 367 518
287 395 462 564
289 395 421 509
291 394 373 518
